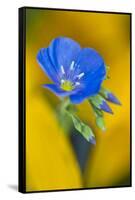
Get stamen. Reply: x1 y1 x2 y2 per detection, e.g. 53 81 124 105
61 65 65 74
70 61 75 70
75 82 80 86
61 79 65 84
77 72 84 79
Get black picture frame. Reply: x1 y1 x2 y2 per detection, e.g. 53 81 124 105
19 6 132 193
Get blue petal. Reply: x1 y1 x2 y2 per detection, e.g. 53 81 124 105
100 101 113 114
73 48 106 87
37 48 60 83
43 84 78 97
70 79 102 104
69 48 106 104
107 93 121 105
75 48 106 78
48 37 81 75
89 136 96 145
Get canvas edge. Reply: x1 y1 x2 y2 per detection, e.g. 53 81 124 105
18 7 26 193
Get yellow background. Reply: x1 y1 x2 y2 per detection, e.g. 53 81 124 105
25 8 131 191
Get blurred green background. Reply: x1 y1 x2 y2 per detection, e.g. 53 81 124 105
25 8 131 191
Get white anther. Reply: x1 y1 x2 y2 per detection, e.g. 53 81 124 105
77 72 84 79
61 65 65 74
70 61 75 70
61 79 65 84
75 82 80 86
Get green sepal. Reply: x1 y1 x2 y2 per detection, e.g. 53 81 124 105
91 104 103 117
88 94 104 109
64 107 95 143
59 98 95 143
100 87 121 105
68 113 95 143
105 65 110 79
96 116 106 131
88 94 113 114
100 87 110 98
89 101 106 131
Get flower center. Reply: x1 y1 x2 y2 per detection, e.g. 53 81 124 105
60 80 74 91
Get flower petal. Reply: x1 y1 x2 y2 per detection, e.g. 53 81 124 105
48 37 81 75
107 93 121 105
74 48 106 79
99 100 113 114
89 136 96 145
70 79 102 104
89 94 113 114
70 48 106 104
37 48 60 83
100 88 121 105
43 84 78 97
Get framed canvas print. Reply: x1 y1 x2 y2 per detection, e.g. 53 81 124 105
19 7 132 193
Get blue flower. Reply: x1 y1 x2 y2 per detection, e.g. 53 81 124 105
37 37 106 104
